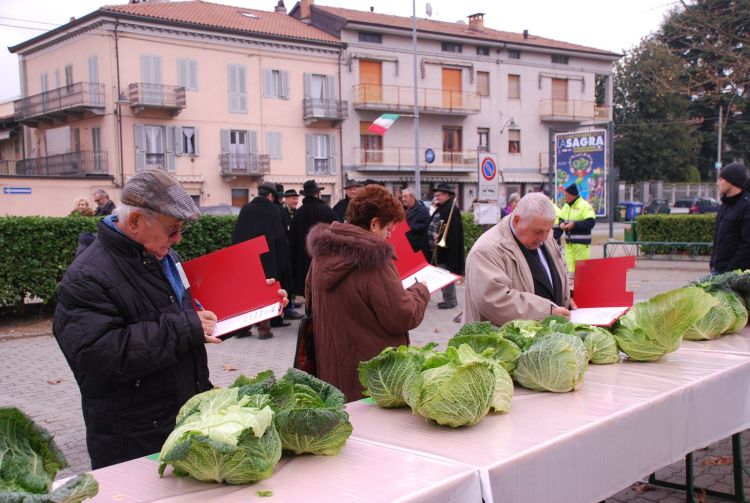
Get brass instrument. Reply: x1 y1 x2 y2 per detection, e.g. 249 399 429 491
432 197 456 264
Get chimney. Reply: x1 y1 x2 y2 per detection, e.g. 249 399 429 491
274 0 286 13
300 0 313 19
468 13 484 32
523 29 529 39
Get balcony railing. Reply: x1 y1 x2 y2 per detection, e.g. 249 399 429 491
539 99 610 122
13 82 105 122
15 151 108 177
303 98 348 123
220 153 270 176
352 147 478 172
0 160 16 175
128 83 186 114
352 84 480 115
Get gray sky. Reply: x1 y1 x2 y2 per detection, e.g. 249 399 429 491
0 0 678 102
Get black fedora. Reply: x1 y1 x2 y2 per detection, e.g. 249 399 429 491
284 189 299 197
344 180 364 189
434 183 455 195
301 180 325 196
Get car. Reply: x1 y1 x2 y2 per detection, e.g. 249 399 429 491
643 199 670 214
199 204 241 216
672 197 719 215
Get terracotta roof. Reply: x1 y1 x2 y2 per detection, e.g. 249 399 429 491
315 5 620 58
101 0 341 45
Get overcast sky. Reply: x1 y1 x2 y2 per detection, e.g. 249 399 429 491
0 0 678 102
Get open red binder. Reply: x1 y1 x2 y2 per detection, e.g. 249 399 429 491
177 236 283 338
387 221 460 293
570 256 635 326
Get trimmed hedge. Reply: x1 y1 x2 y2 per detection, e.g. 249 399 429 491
462 211 483 257
635 214 715 255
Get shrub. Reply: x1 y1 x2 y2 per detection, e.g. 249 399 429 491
635 214 715 255
462 211 484 257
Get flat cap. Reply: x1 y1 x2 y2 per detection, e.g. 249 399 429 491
121 169 200 221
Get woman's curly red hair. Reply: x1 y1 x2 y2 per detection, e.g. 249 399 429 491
346 184 405 229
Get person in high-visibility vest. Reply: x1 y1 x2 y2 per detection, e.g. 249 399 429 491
559 183 595 274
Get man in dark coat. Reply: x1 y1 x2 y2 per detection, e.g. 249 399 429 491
93 188 116 216
332 180 363 222
712 162 750 274
273 184 301 321
233 182 292 336
401 187 430 259
428 183 465 309
53 169 219 469
289 180 337 296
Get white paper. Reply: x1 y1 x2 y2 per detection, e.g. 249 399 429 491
402 265 460 294
569 306 629 326
175 262 191 290
214 301 283 337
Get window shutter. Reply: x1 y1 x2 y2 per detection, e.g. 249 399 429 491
54 69 61 89
178 59 187 88
238 66 247 112
305 134 314 175
134 124 146 172
263 69 273 98
248 131 258 154
326 75 336 100
153 57 162 85
41 73 48 92
303 73 311 98
88 56 98 84
328 134 337 175
228 65 237 112
281 71 290 99
193 127 200 156
64 65 73 87
189 60 197 90
174 126 183 155
165 126 176 171
220 129 230 154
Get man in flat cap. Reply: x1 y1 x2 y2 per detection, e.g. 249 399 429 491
53 169 286 469
712 162 750 274
332 179 363 222
558 182 595 277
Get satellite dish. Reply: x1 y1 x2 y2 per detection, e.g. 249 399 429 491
425 3 432 17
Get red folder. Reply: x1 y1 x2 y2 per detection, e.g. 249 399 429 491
570 256 635 326
388 221 459 293
179 236 282 337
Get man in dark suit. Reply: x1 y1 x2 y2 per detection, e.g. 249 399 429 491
401 187 430 259
428 183 465 309
332 180 363 222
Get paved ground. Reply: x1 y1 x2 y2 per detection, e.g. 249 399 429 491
1 245 748 502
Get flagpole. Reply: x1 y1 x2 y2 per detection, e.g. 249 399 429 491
412 0 421 198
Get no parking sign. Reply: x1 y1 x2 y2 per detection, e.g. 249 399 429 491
478 154 499 200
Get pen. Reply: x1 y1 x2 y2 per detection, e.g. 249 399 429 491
194 299 205 311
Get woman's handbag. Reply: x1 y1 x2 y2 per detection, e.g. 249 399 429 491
293 311 317 376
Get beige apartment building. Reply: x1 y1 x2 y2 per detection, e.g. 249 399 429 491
3 0 345 216
294 2 621 204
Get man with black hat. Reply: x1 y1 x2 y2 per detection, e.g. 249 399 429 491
289 180 337 298
332 179 363 222
53 170 287 469
712 162 750 274
428 183 465 309
558 182 595 275
282 188 300 233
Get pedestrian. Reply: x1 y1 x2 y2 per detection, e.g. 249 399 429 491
283 189 300 232
92 189 116 216
401 187 430 259
273 183 301 322
711 162 750 274
70 196 96 217
464 192 573 326
332 180 363 222
232 182 292 338
289 180 337 298
306 184 430 401
558 183 595 277
504 192 520 216
427 183 465 309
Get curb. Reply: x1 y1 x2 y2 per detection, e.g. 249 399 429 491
0 331 53 342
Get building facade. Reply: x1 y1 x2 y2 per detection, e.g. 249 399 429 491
4 1 345 216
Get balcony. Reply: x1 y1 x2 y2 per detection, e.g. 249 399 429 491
0 160 16 175
352 147 478 172
128 83 186 115
220 154 270 177
13 82 105 125
303 98 348 125
14 151 109 177
539 99 610 123
352 85 480 115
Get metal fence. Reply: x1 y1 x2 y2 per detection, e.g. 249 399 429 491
620 182 718 204
15 151 108 177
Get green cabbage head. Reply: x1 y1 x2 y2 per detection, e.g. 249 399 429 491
448 325 522 375
578 326 620 364
358 344 437 408
614 287 718 361
684 290 736 340
514 333 589 392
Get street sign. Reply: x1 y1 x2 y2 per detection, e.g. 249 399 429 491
477 154 499 200
3 187 31 195
424 148 435 164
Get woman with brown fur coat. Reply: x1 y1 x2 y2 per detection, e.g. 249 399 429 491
305 185 430 401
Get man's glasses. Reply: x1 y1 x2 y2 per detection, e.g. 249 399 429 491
165 221 192 239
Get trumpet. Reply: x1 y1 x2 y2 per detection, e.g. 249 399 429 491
432 197 456 264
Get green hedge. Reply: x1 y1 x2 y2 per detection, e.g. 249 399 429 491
462 211 483 257
635 214 715 255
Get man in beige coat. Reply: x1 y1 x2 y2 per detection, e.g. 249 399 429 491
465 193 573 325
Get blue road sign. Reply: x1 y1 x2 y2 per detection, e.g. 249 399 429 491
481 157 497 181
3 187 31 195
424 148 435 164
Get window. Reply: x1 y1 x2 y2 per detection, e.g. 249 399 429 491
508 49 521 60
92 127 103 172
358 31 382 43
40 72 49 93
88 56 101 105
228 64 247 113
54 69 61 89
508 74 520 99
442 126 462 164
73 128 81 152
305 134 337 175
139 56 162 85
263 69 289 99
64 64 73 91
266 132 282 160
441 42 463 53
360 121 383 163
177 58 198 91
179 127 198 155
476 46 490 56
477 71 490 97
551 54 569 64
220 129 259 172
134 124 177 172
477 128 490 153
508 129 521 154
144 125 165 169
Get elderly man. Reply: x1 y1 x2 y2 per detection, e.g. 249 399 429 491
428 183 464 309
332 180 363 222
93 188 116 216
465 192 573 326
54 170 286 469
401 187 430 259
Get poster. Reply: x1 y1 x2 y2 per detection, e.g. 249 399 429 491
554 130 607 216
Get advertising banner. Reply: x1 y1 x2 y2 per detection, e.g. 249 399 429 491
554 130 607 216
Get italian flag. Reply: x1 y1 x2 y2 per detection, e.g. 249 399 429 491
367 113 400 135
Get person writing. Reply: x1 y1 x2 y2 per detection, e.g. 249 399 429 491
464 192 573 326
305 185 430 401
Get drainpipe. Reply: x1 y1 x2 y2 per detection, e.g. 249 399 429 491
338 46 344 195
114 19 125 188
